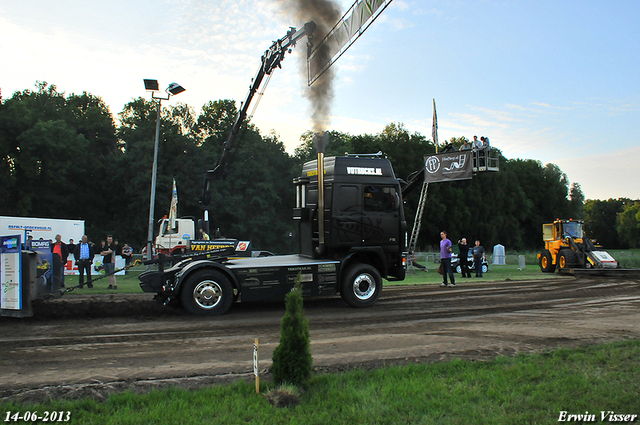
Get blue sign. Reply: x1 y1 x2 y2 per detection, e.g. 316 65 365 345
1 235 22 310
28 239 53 294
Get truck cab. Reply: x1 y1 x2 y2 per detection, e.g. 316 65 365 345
154 218 194 255
293 154 407 281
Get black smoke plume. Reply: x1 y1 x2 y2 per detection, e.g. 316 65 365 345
281 0 342 152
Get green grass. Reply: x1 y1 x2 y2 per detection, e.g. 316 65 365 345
398 251 568 286
2 340 639 424
65 270 145 294
65 249 639 295
607 249 640 268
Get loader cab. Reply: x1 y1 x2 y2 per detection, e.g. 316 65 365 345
293 155 407 260
550 219 584 242
561 220 583 240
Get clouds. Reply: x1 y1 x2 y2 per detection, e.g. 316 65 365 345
2 0 639 200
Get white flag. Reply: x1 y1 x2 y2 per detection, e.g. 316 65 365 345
169 179 178 227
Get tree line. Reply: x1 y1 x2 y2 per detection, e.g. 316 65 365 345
1 82 638 253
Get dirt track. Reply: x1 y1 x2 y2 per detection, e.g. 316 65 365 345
1 276 639 402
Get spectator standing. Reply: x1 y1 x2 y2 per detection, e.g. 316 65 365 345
439 231 455 287
101 235 120 290
51 234 69 289
67 239 76 260
461 139 471 150
473 240 485 277
74 235 95 288
199 228 210 240
121 243 133 265
457 238 472 278
472 135 482 149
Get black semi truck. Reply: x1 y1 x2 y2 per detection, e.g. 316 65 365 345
139 154 408 315
138 22 407 314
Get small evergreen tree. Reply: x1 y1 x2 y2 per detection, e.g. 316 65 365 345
271 275 313 388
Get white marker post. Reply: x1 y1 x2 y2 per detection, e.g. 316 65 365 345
253 338 259 394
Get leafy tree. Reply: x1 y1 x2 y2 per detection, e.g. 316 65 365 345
116 98 202 249
0 81 594 257
617 201 640 248
292 129 350 165
0 83 118 240
569 182 585 219
583 199 628 248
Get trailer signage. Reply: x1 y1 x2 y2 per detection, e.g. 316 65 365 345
29 240 50 249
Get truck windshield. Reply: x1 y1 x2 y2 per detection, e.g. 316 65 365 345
160 220 178 236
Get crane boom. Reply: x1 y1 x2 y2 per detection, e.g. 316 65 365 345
201 21 316 207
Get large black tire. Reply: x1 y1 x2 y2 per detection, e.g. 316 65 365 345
340 263 382 308
557 249 578 270
539 250 555 273
179 269 234 315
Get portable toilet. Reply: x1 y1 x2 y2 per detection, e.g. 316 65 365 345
492 244 505 265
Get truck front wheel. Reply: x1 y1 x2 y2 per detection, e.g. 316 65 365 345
180 270 234 315
341 264 382 308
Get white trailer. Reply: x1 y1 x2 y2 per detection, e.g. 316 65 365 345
0 215 85 244
0 216 84 243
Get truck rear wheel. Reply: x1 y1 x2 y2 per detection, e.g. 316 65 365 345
539 250 555 273
341 264 382 308
180 270 234 315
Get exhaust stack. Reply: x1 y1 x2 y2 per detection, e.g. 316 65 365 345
314 132 328 256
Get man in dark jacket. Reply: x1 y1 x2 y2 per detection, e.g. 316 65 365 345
457 238 472 278
74 235 95 288
51 234 69 289
473 240 485 277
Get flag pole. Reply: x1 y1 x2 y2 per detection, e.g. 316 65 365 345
432 98 438 153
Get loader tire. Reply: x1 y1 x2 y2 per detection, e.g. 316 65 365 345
557 249 578 270
341 263 382 308
180 269 234 315
539 250 555 273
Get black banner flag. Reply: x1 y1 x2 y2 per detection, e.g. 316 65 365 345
423 151 473 183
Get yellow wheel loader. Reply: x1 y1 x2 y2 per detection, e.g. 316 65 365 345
538 218 619 273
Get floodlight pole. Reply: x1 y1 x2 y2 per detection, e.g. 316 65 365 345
146 95 166 263
144 80 185 265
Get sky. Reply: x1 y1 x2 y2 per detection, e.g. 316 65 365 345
2 0 639 201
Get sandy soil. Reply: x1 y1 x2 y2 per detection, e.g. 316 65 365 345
1 276 639 403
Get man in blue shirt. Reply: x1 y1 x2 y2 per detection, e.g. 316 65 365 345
440 231 455 287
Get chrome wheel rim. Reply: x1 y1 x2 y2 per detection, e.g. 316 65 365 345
353 273 376 300
193 280 223 309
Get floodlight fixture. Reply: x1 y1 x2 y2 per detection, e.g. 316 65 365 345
166 82 186 95
144 79 159 91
